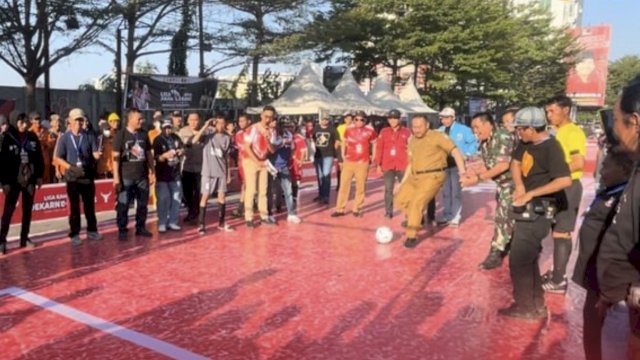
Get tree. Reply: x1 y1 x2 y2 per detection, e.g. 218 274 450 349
0 0 114 111
214 0 316 106
168 0 191 76
135 60 159 74
606 56 640 107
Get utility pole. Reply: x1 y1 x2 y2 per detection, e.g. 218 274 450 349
43 0 51 114
198 0 205 78
116 28 123 116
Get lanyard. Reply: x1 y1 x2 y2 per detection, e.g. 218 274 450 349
70 133 83 157
7 133 27 150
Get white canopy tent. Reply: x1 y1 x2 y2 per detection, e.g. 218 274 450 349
247 63 348 115
399 78 438 114
331 71 387 116
365 77 414 114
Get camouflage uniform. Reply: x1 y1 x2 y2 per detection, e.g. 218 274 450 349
480 128 516 252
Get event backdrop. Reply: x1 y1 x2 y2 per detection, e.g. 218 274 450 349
566 25 612 107
126 75 218 111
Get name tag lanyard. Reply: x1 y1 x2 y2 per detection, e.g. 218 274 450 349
70 134 83 167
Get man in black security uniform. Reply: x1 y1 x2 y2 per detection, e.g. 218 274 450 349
597 78 640 357
499 107 571 320
0 112 44 254
572 147 633 360
112 108 155 241
55 108 104 246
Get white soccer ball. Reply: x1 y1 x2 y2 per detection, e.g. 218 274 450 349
375 226 394 244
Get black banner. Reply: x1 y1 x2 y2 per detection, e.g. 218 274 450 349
126 75 218 110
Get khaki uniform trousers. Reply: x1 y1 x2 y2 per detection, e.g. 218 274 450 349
395 171 445 238
335 161 369 212
243 159 269 221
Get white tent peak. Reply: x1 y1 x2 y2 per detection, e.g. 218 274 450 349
332 70 387 115
366 76 413 114
399 77 438 113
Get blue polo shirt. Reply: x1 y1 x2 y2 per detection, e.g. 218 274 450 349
56 130 98 178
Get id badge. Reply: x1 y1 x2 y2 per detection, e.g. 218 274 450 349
20 149 28 164
214 148 223 158
76 161 83 168
390 147 397 156
356 144 363 154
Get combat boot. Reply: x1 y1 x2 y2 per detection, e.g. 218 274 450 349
479 247 504 270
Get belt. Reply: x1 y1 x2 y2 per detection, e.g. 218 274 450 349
413 168 446 175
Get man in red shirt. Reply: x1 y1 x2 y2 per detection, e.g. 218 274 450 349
243 106 275 227
374 109 411 219
289 121 307 206
232 114 251 218
331 110 377 217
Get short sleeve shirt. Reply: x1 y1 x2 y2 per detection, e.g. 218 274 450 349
245 124 270 161
293 133 307 160
344 126 376 162
153 134 183 182
56 130 98 178
512 137 570 198
235 129 246 162
113 128 151 180
202 131 230 178
480 128 515 185
408 130 456 171
555 123 587 180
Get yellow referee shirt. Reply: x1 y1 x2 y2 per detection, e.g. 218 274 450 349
555 122 587 180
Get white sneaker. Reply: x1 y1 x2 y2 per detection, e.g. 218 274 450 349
217 224 235 232
158 225 167 233
168 224 181 231
287 215 301 224
87 232 103 241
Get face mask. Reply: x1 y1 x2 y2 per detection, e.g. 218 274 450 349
103 130 111 137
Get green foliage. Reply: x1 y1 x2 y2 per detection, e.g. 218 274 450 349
606 56 640 106
302 0 578 108
135 60 159 74
168 0 191 76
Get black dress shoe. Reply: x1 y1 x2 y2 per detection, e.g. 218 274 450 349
404 238 419 249
330 211 345 218
20 239 37 248
135 228 153 237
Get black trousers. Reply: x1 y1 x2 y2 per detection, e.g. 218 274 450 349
182 171 201 218
509 216 551 310
0 183 35 243
116 178 149 232
66 180 98 237
383 170 404 215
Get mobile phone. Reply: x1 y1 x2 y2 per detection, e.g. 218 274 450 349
599 109 619 147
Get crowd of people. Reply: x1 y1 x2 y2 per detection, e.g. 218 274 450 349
0 76 640 359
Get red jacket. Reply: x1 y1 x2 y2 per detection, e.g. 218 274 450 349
374 126 411 171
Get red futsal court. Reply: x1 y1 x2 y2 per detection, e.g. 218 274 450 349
0 151 631 359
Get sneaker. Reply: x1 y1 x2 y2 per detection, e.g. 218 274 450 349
158 225 167 233
136 228 153 237
70 235 82 246
218 224 235 232
541 269 553 283
330 211 345 218
436 220 450 226
542 278 568 294
198 225 206 235
118 230 128 241
168 224 181 231
449 220 460 227
352 211 363 218
404 238 420 249
287 215 301 224
261 216 277 225
87 232 103 241
20 239 37 248
498 303 548 321
384 213 393 219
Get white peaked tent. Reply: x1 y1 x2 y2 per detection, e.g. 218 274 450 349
366 77 413 114
247 63 347 115
399 77 438 114
332 71 387 116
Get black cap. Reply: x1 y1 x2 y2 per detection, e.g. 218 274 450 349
387 109 401 118
354 110 367 118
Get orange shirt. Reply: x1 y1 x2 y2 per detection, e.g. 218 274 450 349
30 126 55 183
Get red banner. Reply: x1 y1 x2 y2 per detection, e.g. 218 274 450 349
566 25 612 107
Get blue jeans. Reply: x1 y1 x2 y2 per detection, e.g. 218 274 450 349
156 181 182 226
116 178 150 232
442 167 462 222
314 156 334 200
270 168 296 215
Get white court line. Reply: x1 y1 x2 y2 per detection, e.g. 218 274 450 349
0 287 210 360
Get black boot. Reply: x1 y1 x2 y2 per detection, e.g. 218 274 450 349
198 206 207 234
479 247 504 270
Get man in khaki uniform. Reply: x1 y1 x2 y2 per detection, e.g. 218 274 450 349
395 115 467 248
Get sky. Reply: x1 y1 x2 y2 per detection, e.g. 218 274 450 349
0 0 638 90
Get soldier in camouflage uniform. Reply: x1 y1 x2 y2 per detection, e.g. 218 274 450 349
461 112 516 270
